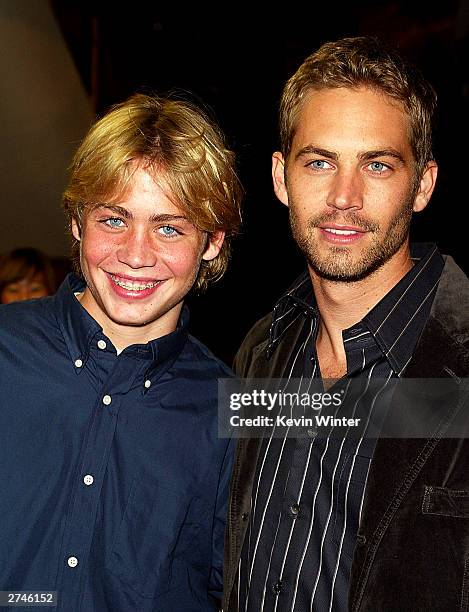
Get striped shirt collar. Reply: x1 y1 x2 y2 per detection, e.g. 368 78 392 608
268 243 444 374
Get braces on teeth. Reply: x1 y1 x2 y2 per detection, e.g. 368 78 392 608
111 276 158 291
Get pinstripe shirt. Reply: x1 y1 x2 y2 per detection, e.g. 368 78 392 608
237 244 444 612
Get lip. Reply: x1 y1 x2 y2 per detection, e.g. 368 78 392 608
318 224 367 244
105 272 166 299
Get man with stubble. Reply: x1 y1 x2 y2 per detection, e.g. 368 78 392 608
223 37 469 611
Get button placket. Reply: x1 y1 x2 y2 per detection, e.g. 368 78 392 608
58 356 128 599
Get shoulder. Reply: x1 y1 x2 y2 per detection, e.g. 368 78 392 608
431 256 469 348
183 334 234 378
0 296 55 339
0 297 60 367
233 312 273 377
232 272 312 377
410 255 469 378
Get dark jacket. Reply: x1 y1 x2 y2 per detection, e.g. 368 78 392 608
223 256 469 612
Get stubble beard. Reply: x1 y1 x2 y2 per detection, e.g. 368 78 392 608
289 192 416 283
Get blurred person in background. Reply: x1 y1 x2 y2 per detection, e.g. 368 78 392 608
0 247 55 303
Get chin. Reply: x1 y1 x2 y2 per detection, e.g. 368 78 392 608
310 252 394 283
108 310 161 328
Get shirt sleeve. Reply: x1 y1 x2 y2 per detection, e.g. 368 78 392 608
208 436 235 606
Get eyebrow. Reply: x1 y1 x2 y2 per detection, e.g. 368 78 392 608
294 145 406 164
295 146 338 162
95 204 189 223
358 149 405 164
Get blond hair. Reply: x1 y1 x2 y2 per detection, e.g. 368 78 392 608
280 36 437 176
63 93 242 291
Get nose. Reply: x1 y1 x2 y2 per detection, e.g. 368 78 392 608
116 228 157 269
17 287 29 301
326 169 364 211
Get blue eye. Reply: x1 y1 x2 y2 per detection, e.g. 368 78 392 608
159 226 178 237
310 160 330 170
369 162 387 173
104 218 124 228
308 159 332 170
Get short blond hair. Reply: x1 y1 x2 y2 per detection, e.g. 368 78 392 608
63 93 242 291
280 36 437 176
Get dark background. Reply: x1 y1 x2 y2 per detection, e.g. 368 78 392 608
52 1 469 364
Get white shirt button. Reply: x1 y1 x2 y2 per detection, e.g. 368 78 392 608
102 395 112 406
97 340 107 350
144 379 151 389
83 474 94 486
67 556 78 568
74 359 83 368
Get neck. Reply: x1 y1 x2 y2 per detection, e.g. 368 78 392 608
99 318 178 351
311 245 413 362
76 291 181 351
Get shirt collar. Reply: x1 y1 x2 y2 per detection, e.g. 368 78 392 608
52 273 189 379
268 243 444 371
361 243 444 374
267 272 318 357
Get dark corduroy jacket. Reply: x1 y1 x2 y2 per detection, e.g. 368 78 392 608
223 256 469 612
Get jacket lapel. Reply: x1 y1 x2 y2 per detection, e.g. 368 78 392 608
225 313 307 606
349 314 469 610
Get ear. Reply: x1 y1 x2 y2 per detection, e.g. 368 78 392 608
413 161 438 213
272 152 289 207
71 218 81 241
202 231 225 261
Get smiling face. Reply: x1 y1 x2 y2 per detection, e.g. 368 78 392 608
72 165 224 347
272 87 437 283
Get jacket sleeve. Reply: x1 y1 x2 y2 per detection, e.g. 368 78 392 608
233 313 273 377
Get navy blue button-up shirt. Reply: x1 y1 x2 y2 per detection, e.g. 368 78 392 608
0 274 233 612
